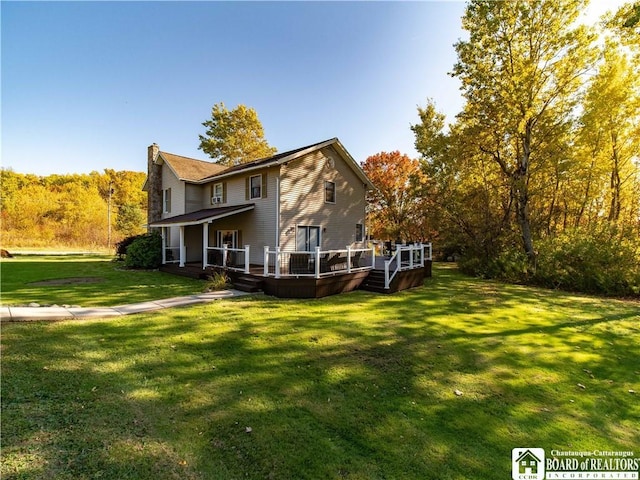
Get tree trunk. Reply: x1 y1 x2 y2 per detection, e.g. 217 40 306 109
517 127 536 261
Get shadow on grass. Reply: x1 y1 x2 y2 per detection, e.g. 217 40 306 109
2 264 639 479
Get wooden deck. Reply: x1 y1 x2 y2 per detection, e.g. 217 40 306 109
160 259 432 298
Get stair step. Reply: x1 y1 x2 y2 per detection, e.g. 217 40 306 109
233 276 264 293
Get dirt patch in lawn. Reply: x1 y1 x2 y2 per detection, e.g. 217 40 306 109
29 277 105 286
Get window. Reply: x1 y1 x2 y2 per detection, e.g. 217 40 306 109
212 183 224 204
250 175 262 199
325 181 336 203
296 226 321 252
216 230 238 248
163 188 171 213
355 223 364 242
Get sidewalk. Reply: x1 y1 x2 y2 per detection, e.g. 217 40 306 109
0 290 251 322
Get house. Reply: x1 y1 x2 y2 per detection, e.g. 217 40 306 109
516 450 541 475
144 137 431 297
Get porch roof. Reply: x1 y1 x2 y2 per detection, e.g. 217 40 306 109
149 204 255 227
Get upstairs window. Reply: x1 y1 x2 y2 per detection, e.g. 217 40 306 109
325 181 336 203
212 183 224 204
163 188 172 213
250 174 262 199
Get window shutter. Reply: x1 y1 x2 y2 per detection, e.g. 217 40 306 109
245 177 250 200
262 172 268 198
210 185 214 205
222 182 227 203
166 188 172 212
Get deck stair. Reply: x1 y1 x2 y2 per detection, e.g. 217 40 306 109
360 269 387 293
233 276 264 293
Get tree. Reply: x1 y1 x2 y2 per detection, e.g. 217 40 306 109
198 102 277 166
578 40 640 224
361 151 430 242
451 0 597 261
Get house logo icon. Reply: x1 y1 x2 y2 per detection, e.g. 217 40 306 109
512 448 545 480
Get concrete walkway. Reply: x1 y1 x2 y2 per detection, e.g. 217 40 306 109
0 290 251 322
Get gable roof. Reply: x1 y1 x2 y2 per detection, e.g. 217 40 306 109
516 450 541 463
157 151 226 182
151 138 373 189
200 137 374 188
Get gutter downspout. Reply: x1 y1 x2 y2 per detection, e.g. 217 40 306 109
275 169 281 248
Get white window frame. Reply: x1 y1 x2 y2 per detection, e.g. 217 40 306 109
250 174 262 200
216 230 238 248
212 183 223 204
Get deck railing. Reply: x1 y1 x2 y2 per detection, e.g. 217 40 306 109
384 243 432 289
263 246 375 279
163 246 182 264
204 245 250 273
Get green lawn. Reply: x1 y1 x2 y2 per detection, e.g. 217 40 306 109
1 255 204 306
2 264 639 479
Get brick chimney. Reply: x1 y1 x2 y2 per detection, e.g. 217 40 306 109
147 143 162 227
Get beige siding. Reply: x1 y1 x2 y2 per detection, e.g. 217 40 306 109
185 184 203 214
202 166 279 264
280 146 366 251
161 163 185 247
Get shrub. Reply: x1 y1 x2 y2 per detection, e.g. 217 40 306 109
115 234 144 259
124 232 162 269
533 226 640 297
204 271 231 292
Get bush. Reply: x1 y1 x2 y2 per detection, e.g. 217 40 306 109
124 232 162 269
457 225 640 297
204 271 232 292
115 234 144 259
533 226 640 297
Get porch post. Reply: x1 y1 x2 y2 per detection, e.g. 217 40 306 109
346 245 352 273
314 246 321 279
161 227 166 265
223 244 228 268
244 245 250 274
202 224 209 269
384 260 391 289
275 246 281 279
179 226 185 267
409 245 414 269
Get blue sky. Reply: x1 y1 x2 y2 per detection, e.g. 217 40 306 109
1 1 619 176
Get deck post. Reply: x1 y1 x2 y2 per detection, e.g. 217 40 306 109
202 224 209 269
264 246 269 276
244 245 250 274
314 246 321 278
384 259 391 289
161 227 166 265
275 246 281 279
418 243 425 267
370 246 375 269
179 226 185 267
222 244 228 268
347 245 352 273
409 245 414 269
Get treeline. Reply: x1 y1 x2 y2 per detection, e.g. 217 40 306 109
364 1 640 296
1 169 147 249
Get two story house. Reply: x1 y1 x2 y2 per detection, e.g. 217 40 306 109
144 138 387 295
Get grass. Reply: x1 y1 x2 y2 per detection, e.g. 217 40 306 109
2 264 639 479
1 255 204 306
